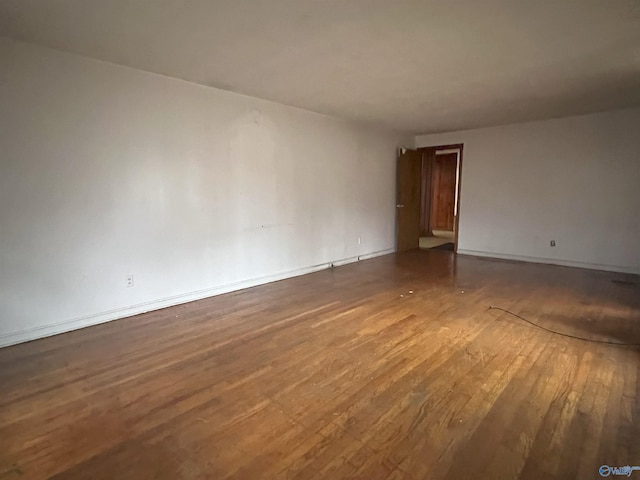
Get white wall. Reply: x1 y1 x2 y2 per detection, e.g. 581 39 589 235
0 38 411 347
416 108 640 274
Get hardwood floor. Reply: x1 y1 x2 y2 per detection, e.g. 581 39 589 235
1 250 639 479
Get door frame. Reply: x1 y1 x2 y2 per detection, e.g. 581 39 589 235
417 143 464 253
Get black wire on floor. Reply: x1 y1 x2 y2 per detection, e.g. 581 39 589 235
488 306 640 347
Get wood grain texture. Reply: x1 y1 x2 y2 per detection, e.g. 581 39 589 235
1 250 639 480
429 153 457 231
419 148 434 237
396 149 421 252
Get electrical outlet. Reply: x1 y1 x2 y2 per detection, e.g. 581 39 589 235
358 236 361 245
126 275 134 287
550 240 556 247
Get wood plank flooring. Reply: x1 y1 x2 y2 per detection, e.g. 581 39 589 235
1 250 639 479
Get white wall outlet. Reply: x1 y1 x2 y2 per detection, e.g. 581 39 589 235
550 240 556 247
126 275 134 287
358 236 361 245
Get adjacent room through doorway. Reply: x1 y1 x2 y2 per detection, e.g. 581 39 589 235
418 146 462 252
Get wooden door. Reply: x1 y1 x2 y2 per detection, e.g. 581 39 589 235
396 148 421 252
430 153 457 231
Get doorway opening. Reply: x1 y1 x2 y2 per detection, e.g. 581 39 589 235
395 144 463 253
418 145 462 252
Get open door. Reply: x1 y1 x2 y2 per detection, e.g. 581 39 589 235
396 148 421 252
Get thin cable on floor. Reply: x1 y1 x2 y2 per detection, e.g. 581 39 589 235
488 306 640 347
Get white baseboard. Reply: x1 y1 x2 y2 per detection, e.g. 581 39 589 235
0 248 395 348
359 249 395 261
328 248 396 267
457 249 640 275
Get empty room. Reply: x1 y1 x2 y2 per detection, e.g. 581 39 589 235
1 1 640 479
